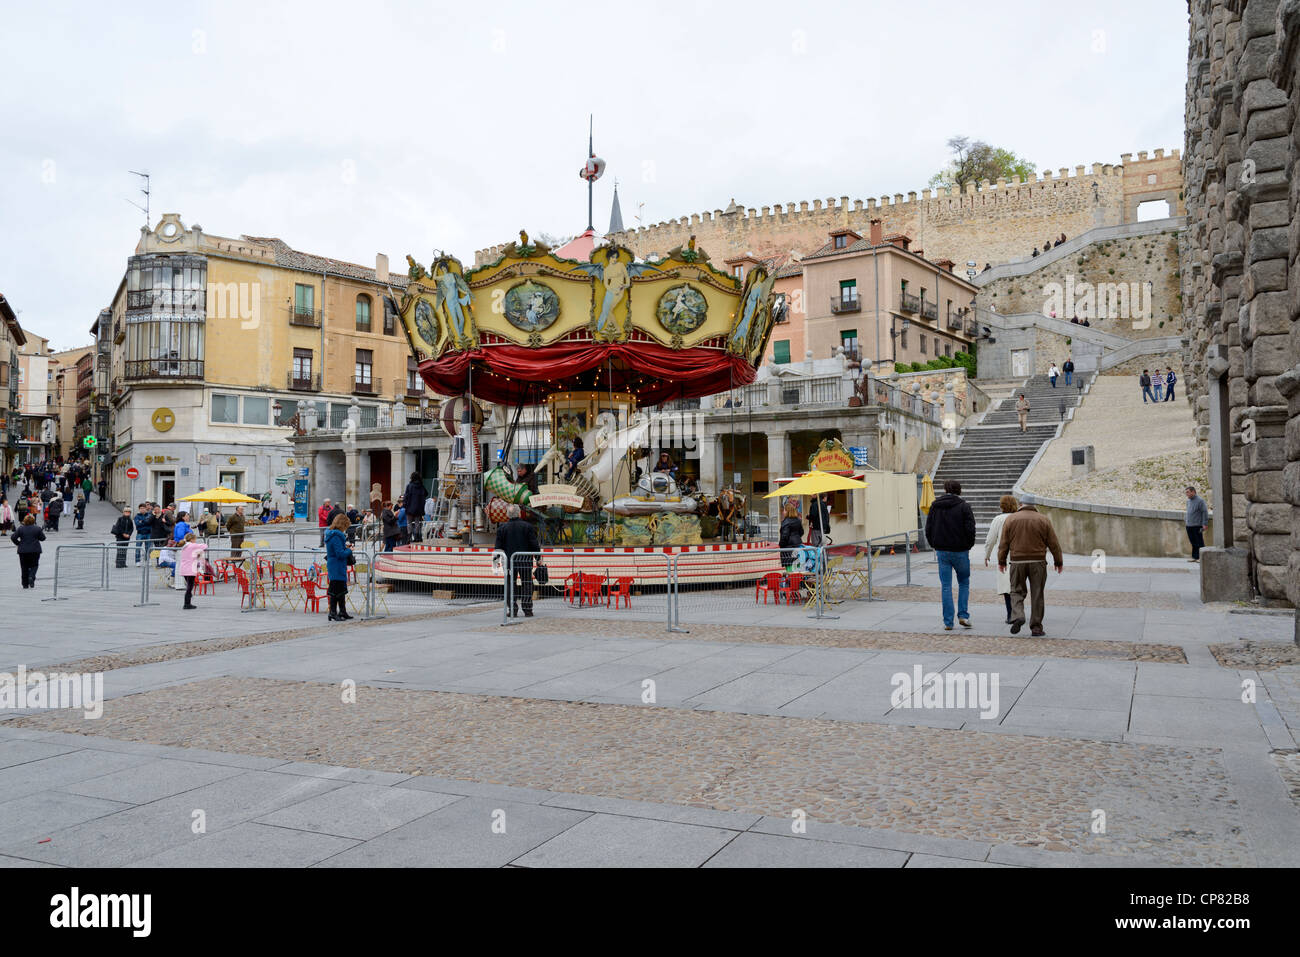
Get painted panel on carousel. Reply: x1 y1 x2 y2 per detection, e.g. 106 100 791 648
398 254 477 358
569 244 662 342
729 265 775 360
502 280 560 332
656 284 708 336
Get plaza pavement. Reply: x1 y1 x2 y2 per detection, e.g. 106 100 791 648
1 497 1298 867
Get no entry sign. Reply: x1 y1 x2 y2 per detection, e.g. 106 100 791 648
126 467 139 480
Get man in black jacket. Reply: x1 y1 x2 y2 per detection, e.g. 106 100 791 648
403 473 428 543
111 508 134 568
924 479 977 630
495 504 539 617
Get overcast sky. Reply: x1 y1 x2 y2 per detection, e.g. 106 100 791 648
1 0 1187 351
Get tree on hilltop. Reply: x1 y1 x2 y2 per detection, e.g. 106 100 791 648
928 136 1037 192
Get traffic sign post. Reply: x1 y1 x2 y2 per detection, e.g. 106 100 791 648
126 467 139 480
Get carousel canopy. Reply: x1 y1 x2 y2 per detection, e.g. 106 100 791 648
395 233 778 406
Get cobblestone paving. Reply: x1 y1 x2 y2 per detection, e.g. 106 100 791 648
870 586 1182 609
1209 640 1300 671
17 676 1251 865
1272 750 1300 814
483 618 1187 663
41 607 484 674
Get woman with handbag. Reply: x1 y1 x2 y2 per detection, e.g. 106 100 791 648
324 513 354 621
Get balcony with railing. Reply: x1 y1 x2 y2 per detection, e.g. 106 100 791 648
290 307 322 328
287 372 321 392
124 359 205 380
900 292 920 313
829 294 861 315
352 375 378 395
921 300 938 322
395 377 426 398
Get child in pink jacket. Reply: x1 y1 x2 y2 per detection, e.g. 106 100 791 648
178 531 208 610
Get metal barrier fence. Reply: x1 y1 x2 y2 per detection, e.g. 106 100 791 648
363 544 500 621
670 545 831 628
504 550 672 628
823 529 923 601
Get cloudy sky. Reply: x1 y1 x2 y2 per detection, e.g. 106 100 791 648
1 0 1187 350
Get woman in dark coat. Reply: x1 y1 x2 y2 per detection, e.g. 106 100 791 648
381 502 399 552
11 514 46 589
324 514 354 621
778 503 803 568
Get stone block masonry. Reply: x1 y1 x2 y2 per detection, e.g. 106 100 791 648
476 152 1183 273
1181 0 1300 612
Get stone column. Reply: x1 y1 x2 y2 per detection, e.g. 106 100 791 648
766 430 789 527
344 447 362 511
299 450 316 523
698 432 720 493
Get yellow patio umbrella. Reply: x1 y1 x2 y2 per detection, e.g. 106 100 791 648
918 473 936 515
177 486 260 504
764 469 868 498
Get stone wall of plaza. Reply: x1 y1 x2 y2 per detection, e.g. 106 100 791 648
977 229 1184 339
475 152 1185 272
1181 0 1300 612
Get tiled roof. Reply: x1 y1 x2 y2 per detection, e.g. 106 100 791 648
240 237 388 285
775 261 804 278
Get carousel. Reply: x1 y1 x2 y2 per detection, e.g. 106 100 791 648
376 159 784 588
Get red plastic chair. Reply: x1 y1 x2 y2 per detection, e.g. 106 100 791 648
301 579 324 613
607 577 634 609
579 574 606 607
564 573 583 604
756 572 783 604
237 574 257 609
781 573 805 604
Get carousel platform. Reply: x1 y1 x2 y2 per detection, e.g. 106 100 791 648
372 540 782 589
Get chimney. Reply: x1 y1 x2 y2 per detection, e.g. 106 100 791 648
375 253 389 284
869 219 883 245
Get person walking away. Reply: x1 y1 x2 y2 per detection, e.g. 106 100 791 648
1164 368 1177 402
324 514 354 621
177 531 208 610
1048 362 1060 388
1184 485 1209 562
61 483 73 519
1140 370 1154 404
97 478 106 501
808 492 831 547
495 503 539 617
0 495 12 535
403 472 428 543
11 514 46 588
1153 370 1164 402
133 503 153 564
227 505 246 559
345 504 360 545
201 508 219 542
1062 357 1074 387
318 499 332 546
779 503 804 568
1015 393 1030 433
44 496 60 532
381 502 398 552
111 507 133 568
983 495 1019 623
924 479 977 630
997 503 1064 637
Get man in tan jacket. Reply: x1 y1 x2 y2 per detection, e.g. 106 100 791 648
227 506 246 558
1015 393 1030 433
997 503 1063 636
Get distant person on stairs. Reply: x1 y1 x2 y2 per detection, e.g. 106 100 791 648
925 480 976 631
1062 357 1074 387
1015 393 1030 433
1048 363 1060 388
997 503 1063 637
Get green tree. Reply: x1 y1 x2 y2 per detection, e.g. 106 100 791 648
929 136 1037 192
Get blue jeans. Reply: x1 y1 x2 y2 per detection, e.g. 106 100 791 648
1064 371 1073 386
135 532 151 563
1142 387 1155 403
1049 376 1057 388
936 550 971 627
1153 384 1163 401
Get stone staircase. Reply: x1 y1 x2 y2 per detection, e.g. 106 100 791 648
933 373 1093 528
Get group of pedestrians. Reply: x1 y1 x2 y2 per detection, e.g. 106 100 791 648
1047 359 1074 388
925 480 1064 636
318 472 436 554
1139 368 1179 403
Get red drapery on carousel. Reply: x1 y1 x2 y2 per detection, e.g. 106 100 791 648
418 341 757 405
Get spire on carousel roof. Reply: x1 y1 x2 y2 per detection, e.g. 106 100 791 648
608 180 624 235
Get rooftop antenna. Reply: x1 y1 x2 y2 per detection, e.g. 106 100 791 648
126 170 151 227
